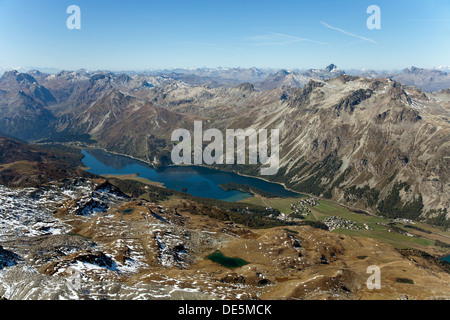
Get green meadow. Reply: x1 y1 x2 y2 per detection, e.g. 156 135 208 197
242 195 450 253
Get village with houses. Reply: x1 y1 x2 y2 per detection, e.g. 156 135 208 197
289 198 319 217
269 198 319 223
267 197 373 233
323 216 371 232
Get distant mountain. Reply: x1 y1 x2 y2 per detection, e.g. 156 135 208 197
52 87 194 164
254 64 345 90
4 64 448 92
139 65 345 90
151 65 450 92
435 65 450 72
392 66 450 92
152 67 272 88
6 66 61 75
161 67 271 82
255 69 310 91
0 70 56 105
345 68 394 79
0 91 56 140
301 64 345 78
0 71 57 140
345 66 450 92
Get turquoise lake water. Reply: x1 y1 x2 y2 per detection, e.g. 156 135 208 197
81 149 300 202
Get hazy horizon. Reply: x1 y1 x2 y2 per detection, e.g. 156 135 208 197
1 64 449 75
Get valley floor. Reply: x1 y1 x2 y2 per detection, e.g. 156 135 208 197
241 195 450 258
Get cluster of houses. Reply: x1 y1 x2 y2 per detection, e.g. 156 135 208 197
289 198 319 217
269 198 320 222
277 212 294 222
323 216 371 232
393 218 415 224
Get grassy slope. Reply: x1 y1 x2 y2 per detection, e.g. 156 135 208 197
242 195 450 254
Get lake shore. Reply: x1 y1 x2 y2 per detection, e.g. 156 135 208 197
81 145 376 216
102 173 165 188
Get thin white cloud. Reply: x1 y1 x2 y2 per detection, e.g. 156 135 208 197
268 32 330 46
250 30 330 46
320 21 377 44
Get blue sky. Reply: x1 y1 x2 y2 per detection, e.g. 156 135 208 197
0 0 449 71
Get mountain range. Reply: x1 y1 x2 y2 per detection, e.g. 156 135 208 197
0 64 449 301
3 64 450 92
0 66 448 225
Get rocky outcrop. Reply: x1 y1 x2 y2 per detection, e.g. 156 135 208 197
0 246 20 270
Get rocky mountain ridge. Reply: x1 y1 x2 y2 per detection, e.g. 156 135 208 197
0 68 448 225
